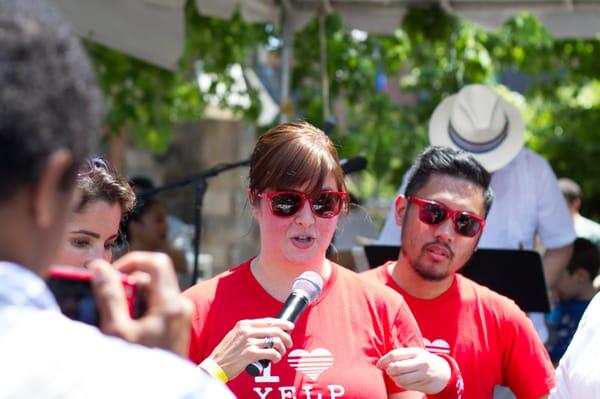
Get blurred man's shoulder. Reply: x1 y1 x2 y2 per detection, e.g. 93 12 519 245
0 310 233 398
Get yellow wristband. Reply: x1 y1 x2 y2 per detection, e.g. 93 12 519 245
198 358 229 383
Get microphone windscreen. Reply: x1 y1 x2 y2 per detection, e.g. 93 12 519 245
341 156 367 175
291 271 323 303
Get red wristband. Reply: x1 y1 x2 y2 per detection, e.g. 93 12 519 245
429 353 463 399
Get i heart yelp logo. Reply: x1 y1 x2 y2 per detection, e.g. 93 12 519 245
423 338 451 354
287 348 334 381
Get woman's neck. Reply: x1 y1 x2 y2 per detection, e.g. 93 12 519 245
250 255 331 302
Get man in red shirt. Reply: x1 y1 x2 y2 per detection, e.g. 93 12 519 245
362 146 554 399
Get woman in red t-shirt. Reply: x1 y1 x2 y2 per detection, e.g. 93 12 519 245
184 122 457 399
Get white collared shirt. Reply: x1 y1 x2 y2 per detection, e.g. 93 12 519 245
0 261 234 399
377 148 576 345
378 148 576 250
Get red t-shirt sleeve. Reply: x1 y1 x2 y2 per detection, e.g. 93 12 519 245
183 285 212 365
431 353 464 399
499 303 555 399
384 298 425 393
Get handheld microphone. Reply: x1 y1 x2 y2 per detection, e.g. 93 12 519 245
340 156 367 175
245 271 323 376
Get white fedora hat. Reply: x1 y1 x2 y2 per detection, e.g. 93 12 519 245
428 84 524 172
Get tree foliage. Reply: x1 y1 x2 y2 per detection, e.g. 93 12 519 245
87 4 600 217
85 1 267 153
291 6 600 217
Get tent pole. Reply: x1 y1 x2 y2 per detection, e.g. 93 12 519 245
319 9 330 122
279 4 294 123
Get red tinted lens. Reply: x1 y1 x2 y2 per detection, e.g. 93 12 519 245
419 202 448 225
454 213 482 237
312 192 344 218
270 193 303 217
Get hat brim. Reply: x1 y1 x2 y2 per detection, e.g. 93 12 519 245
428 95 524 172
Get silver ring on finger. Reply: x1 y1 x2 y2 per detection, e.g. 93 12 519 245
263 336 274 349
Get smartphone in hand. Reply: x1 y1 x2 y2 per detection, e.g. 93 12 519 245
47 265 145 326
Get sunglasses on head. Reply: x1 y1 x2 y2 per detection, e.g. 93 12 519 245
258 191 348 218
407 195 485 238
77 157 115 177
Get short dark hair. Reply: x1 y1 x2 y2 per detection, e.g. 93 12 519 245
405 146 494 215
129 176 156 193
0 0 103 202
567 238 600 281
558 178 582 204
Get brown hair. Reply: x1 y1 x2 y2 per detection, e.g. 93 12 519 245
76 162 135 219
249 121 347 199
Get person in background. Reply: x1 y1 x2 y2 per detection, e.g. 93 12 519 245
120 197 189 288
380 84 574 289
128 176 193 287
129 176 193 250
183 122 462 399
378 84 575 349
53 157 135 268
363 146 555 399
558 178 600 251
0 1 233 397
545 237 599 364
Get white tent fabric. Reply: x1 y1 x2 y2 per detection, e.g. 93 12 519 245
196 1 600 37
192 0 280 25
54 0 185 70
53 0 600 70
459 10 600 38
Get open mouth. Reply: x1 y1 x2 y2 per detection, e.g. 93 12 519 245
290 235 316 248
293 236 314 243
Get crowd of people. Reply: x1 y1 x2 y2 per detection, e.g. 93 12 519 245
1 1 599 399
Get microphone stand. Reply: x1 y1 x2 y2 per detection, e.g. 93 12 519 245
137 159 250 286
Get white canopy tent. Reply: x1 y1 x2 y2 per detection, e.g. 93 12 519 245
53 0 600 121
53 0 600 71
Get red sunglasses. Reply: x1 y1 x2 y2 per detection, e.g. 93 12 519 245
407 196 485 238
258 191 348 218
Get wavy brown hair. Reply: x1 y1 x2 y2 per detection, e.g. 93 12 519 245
76 158 135 219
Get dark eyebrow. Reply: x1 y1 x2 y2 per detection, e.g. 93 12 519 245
69 229 100 239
